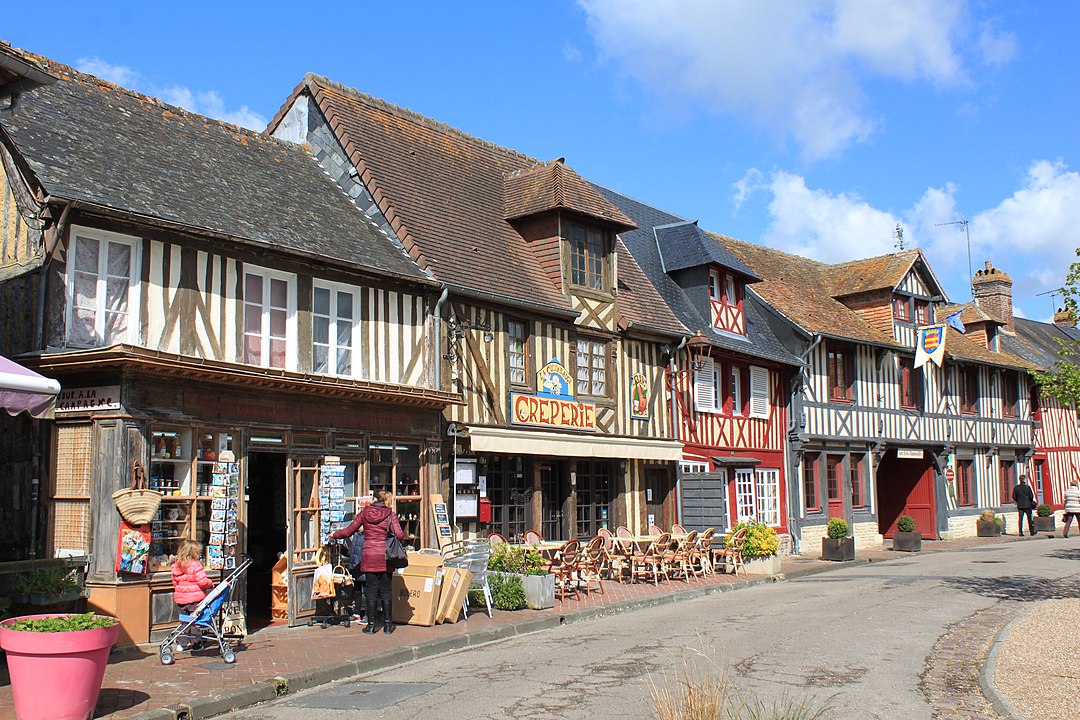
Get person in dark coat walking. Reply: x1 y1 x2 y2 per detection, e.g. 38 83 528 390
332 490 403 634
346 530 366 622
1012 475 1037 537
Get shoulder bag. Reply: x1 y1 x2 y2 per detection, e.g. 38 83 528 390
384 518 409 569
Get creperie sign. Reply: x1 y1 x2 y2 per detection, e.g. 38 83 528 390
510 392 597 432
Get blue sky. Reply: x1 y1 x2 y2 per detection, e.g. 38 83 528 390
7 1 1079 321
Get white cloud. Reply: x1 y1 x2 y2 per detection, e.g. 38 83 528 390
578 0 1015 159
75 58 267 131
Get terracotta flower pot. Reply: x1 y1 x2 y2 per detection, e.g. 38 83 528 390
0 614 120 720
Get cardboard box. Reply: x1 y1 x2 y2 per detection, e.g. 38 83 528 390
435 567 463 623
392 570 443 626
442 568 472 624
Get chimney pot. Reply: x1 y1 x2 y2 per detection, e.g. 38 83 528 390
984 261 993 271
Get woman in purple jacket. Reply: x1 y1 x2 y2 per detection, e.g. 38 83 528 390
333 490 403 634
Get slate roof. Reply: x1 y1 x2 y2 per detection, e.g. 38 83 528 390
654 221 759 279
504 159 635 230
0 41 55 92
594 185 800 367
1004 317 1080 370
0 56 427 283
279 75 684 336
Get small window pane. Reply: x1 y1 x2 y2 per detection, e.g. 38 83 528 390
336 319 352 348
269 338 286 368
270 308 286 337
74 237 99 273
337 348 351 376
245 335 262 365
245 273 262 299
71 309 96 346
313 287 330 315
313 345 329 374
107 241 131 277
270 278 287 308
244 304 262 333
337 292 353 321
313 316 330 345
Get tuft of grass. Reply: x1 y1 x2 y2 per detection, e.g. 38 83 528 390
648 648 834 720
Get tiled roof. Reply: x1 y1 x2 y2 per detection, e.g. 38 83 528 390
719 236 901 348
1 56 426 282
654 221 759 279
828 249 923 296
289 75 684 334
931 305 1029 368
1004 317 1080 370
938 303 997 326
0 41 55 89
595 185 800 366
504 159 635 230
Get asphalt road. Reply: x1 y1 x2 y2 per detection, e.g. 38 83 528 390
222 538 1077 719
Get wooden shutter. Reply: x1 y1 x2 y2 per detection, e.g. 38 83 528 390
694 358 716 412
749 365 769 419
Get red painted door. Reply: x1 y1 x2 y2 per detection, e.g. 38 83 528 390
826 455 845 519
902 465 937 539
877 450 937 539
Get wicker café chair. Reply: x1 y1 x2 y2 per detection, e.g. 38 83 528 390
696 529 716 575
718 527 747 576
631 533 671 585
648 525 664 537
671 523 688 535
668 530 698 582
487 532 508 552
523 530 544 547
548 540 582 601
578 536 606 595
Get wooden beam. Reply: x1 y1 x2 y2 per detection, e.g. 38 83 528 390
454 302 506 425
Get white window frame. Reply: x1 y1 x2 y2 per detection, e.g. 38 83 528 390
749 365 770 419
724 273 737 306
755 469 781 526
734 468 756 523
507 320 528 386
693 357 721 413
65 226 141 348
575 337 607 396
730 366 742 416
243 265 297 371
708 269 722 301
312 281 361 378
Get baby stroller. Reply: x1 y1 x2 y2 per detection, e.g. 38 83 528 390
159 557 252 665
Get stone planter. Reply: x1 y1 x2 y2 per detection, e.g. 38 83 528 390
741 555 781 576
892 531 922 552
821 537 855 562
27 587 82 605
976 519 1005 537
491 571 554 610
1033 516 1056 533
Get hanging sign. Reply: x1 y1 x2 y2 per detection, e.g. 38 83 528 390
630 372 650 421
914 325 947 369
896 448 924 459
510 357 596 431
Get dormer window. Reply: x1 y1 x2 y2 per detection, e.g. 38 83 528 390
914 300 930 326
570 224 606 291
892 294 911 322
709 268 745 335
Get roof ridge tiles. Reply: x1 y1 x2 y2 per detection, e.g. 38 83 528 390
305 73 539 166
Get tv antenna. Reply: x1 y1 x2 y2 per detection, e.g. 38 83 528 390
893 223 905 250
1036 287 1063 317
935 216 971 299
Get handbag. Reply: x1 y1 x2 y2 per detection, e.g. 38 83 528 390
385 522 409 569
112 461 162 526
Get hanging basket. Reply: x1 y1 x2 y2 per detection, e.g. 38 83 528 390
112 461 162 525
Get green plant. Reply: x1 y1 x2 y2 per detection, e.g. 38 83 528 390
15 566 79 597
725 520 778 558
826 518 849 539
8 613 116 632
488 574 526 611
487 544 548 575
994 515 1004 526
896 515 916 533
979 510 997 523
1036 503 1053 517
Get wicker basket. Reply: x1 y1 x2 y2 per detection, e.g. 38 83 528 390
112 461 162 526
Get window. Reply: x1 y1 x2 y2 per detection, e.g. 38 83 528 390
1034 461 1047 504
729 367 742 416
1030 383 1041 421
892 295 911 321
959 367 979 414
749 365 770 419
956 460 974 507
708 269 721 302
66 229 140 347
734 469 756 522
693 357 722 412
827 344 854 402
899 356 923 410
755 469 781 526
999 459 1016 505
244 268 295 370
49 424 93 556
850 454 866 509
1002 372 1018 418
312 284 357 377
723 274 737 306
575 338 607 396
507 320 528 386
575 460 611 538
826 455 843 502
803 453 820 512
570 224 605 290
914 300 930 326
487 455 530 541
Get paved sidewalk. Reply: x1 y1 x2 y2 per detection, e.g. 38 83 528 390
0 534 1026 720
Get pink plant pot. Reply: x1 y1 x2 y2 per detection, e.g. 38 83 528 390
0 614 120 720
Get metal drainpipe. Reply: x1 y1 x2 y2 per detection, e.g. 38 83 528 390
669 335 689 525
433 286 450 390
787 333 822 556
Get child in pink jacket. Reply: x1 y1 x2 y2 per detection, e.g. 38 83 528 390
172 540 213 649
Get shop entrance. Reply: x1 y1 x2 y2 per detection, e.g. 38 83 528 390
245 452 288 624
645 467 674 531
877 449 937 539
540 462 567 540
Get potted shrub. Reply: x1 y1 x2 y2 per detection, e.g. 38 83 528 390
726 520 781 575
892 514 922 552
488 544 554 609
976 510 1005 537
1034 504 1056 533
487 574 527 611
821 518 855 561
16 565 82 606
0 612 120 720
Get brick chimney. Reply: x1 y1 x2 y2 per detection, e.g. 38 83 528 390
1053 307 1077 328
972 260 1014 334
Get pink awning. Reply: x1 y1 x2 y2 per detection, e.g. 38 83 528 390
0 355 61 419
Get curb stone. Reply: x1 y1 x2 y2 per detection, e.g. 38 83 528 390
980 611 1027 720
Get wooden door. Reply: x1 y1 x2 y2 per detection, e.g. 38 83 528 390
286 457 321 626
825 455 845 520
877 450 937 539
539 462 566 540
645 467 673 532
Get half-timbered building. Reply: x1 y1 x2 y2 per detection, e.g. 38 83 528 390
594 188 802 545
0 55 458 640
268 76 688 541
719 242 1035 551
